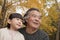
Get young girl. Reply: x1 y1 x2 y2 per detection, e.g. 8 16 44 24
0 13 25 40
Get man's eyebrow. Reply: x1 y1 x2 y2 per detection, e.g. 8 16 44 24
40 16 42 17
39 15 42 18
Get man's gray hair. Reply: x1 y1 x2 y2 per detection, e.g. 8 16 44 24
23 8 40 26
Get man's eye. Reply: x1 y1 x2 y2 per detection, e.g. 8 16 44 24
39 17 41 19
39 16 42 19
32 15 36 17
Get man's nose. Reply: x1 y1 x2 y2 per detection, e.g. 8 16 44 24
35 18 39 22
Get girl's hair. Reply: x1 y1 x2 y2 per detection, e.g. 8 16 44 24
23 8 40 26
7 13 23 28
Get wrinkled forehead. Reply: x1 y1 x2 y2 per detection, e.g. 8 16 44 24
28 10 42 17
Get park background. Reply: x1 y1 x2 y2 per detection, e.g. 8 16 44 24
0 0 60 40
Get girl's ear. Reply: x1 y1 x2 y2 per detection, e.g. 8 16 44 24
7 19 11 24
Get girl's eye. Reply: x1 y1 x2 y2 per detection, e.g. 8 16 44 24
16 18 22 22
16 18 20 20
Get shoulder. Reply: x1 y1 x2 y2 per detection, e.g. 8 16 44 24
17 31 24 37
38 29 49 39
17 32 25 40
38 29 47 35
0 28 9 35
0 28 8 36
0 28 7 32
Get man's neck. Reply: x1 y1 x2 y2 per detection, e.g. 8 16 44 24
26 26 38 34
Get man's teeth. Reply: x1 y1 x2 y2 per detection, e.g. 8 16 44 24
33 22 38 24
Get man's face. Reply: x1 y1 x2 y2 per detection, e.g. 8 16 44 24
8 18 23 30
26 10 42 29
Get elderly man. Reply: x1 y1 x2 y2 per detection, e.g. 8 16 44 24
19 8 49 40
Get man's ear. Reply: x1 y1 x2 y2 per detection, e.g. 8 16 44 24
7 19 11 24
25 18 28 23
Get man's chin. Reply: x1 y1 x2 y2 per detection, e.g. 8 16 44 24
32 26 39 29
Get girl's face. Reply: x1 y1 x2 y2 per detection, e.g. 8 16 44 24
8 18 23 30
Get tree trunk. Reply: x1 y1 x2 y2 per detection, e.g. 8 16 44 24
54 0 60 40
0 0 7 28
